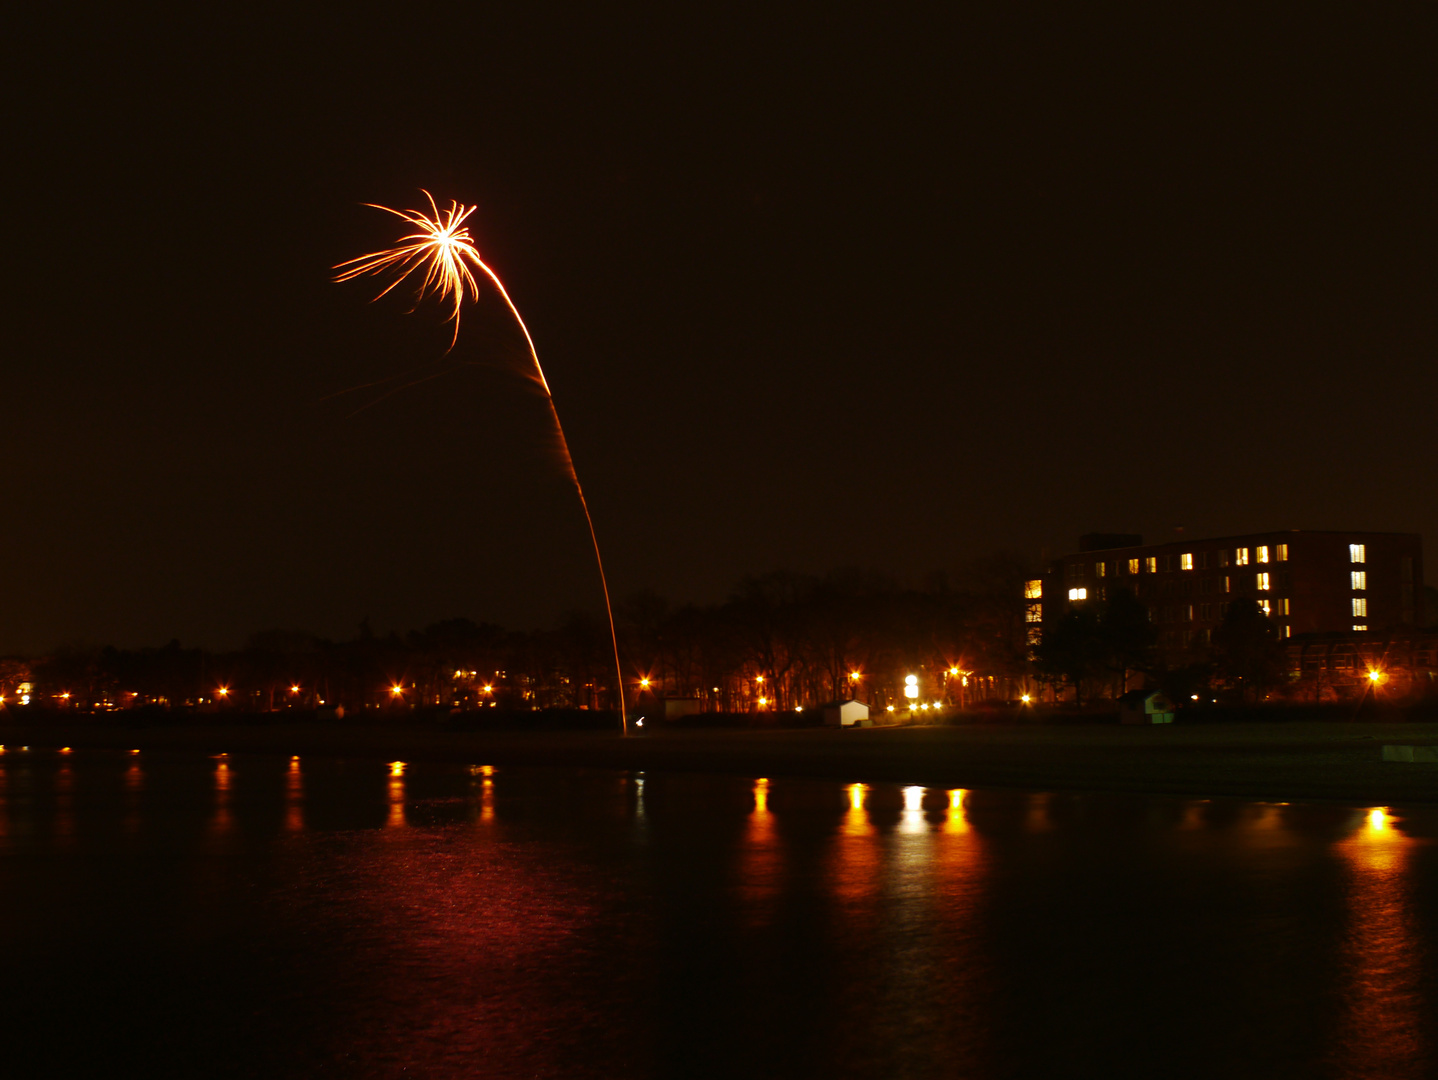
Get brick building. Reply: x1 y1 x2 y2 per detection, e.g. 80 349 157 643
1025 530 1424 664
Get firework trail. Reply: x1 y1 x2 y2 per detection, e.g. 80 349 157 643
336 191 628 732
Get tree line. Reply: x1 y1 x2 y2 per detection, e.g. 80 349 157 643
2 563 1416 717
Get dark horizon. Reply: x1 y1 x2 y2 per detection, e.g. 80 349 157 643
9 5 1435 654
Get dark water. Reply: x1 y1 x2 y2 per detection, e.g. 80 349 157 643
0 747 1433 1079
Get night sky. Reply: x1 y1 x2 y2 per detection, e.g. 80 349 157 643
9 5 1435 653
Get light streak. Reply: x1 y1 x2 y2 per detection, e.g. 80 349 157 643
335 192 627 733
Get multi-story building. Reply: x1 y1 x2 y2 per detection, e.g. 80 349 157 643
1025 531 1424 662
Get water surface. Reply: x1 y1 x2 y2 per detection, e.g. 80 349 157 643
0 747 1432 1078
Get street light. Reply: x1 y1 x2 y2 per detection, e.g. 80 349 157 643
904 674 918 719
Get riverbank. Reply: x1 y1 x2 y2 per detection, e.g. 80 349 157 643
6 717 1438 803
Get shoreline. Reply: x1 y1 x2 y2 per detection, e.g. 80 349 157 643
5 719 1438 804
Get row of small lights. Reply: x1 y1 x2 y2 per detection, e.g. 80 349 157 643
9 667 1391 712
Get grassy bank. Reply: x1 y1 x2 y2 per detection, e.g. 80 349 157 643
5 713 1438 804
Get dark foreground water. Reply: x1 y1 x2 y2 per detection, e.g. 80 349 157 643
0 748 1434 1079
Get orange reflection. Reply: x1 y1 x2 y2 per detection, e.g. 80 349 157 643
387 764 406 829
739 777 782 920
480 777 494 825
844 783 871 835
944 789 971 834
124 757 144 836
470 762 497 824
210 758 233 837
470 765 495 826
286 756 304 833
1331 807 1427 1078
831 783 881 905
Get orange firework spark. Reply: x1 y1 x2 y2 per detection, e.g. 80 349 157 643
334 191 501 351
335 192 628 733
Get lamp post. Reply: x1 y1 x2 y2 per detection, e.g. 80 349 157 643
904 674 919 721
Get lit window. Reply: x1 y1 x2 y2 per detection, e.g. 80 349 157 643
1258 599 1271 615
1128 558 1140 575
1026 626 1042 645
1181 553 1193 571
1257 545 1269 564
1144 557 1156 573
1095 562 1106 578
1353 624 1367 632
1236 548 1249 566
1276 543 1288 562
1184 605 1194 621
1352 598 1367 617
1351 571 1367 591
1224 576 1231 593
1256 572 1270 591
1024 579 1043 599
1350 543 1366 564
1277 598 1290 616
1218 550 1230 567
1025 603 1042 624
1068 587 1087 601
1280 626 1291 639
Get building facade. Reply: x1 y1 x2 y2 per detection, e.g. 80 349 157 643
1026 531 1424 663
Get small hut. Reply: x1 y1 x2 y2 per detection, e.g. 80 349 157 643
1118 689 1176 725
822 699 871 727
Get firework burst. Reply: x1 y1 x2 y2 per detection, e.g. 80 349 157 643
335 192 628 732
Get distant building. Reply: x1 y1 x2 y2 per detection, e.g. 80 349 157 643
1025 530 1424 667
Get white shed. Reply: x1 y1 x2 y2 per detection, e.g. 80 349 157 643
822 699 871 727
1118 689 1176 725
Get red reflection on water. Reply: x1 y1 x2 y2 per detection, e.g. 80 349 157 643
1330 807 1429 1079
739 778 781 918
823 781 992 1070
832 783 880 905
210 759 232 838
123 758 144 836
308 776 623 1078
286 757 304 833
469 765 496 825
385 763 408 830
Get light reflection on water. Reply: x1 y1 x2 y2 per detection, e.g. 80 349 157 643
1331 807 1429 1079
0 750 1434 1078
